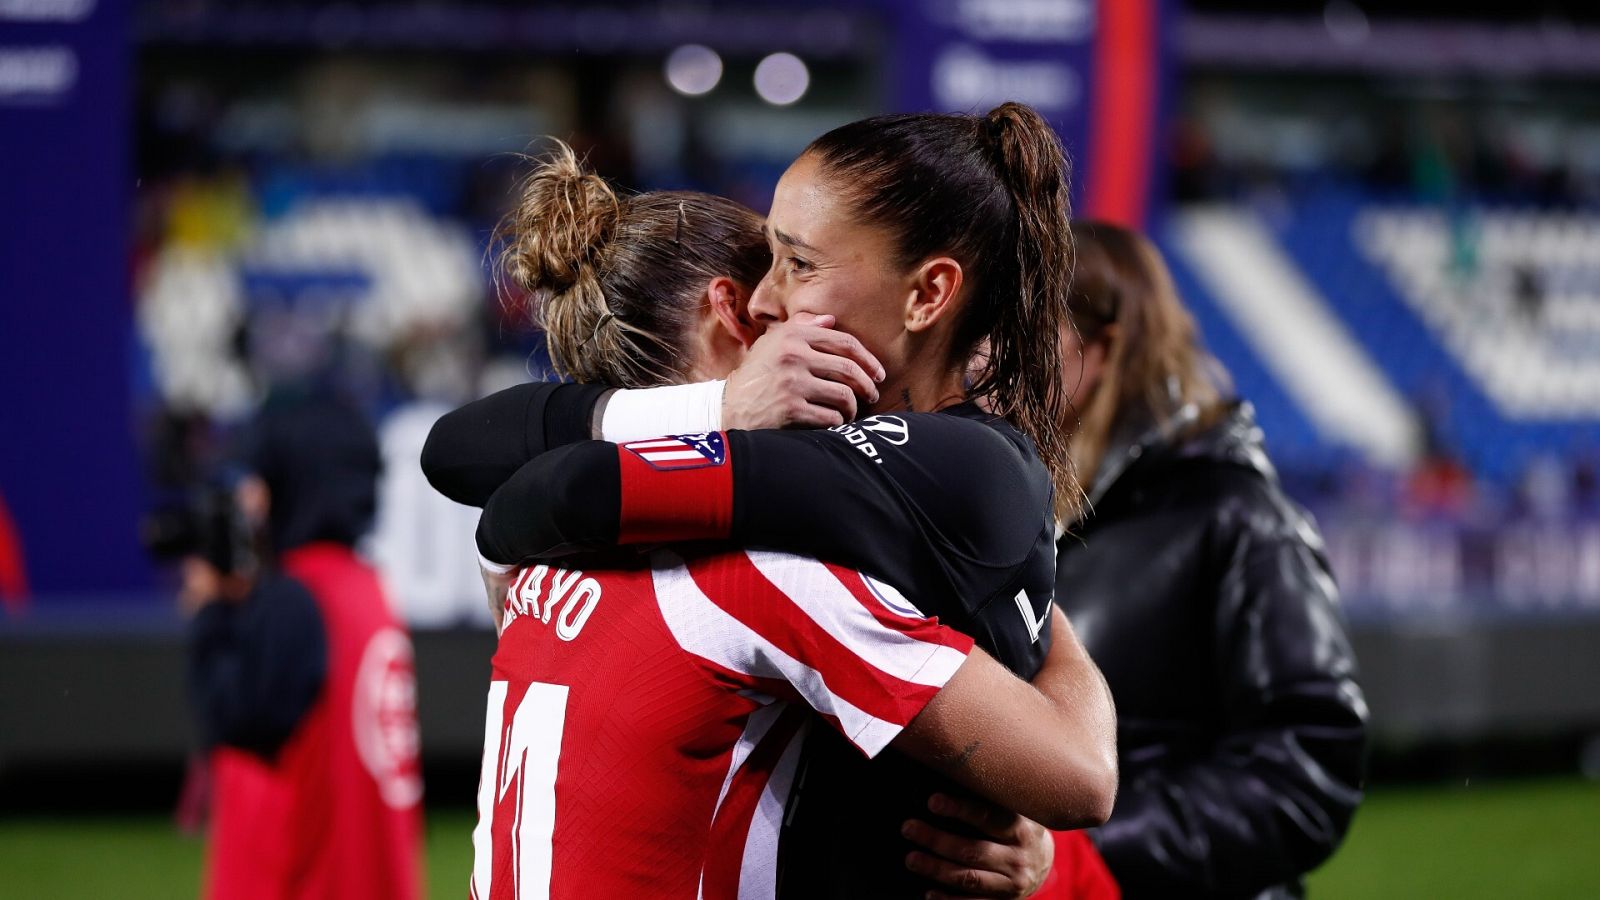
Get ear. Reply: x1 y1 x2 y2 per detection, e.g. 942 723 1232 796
904 257 965 333
707 276 759 349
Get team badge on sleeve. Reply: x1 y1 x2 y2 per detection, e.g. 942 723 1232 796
624 432 727 471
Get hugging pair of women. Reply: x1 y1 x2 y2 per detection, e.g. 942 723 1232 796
425 99 1365 900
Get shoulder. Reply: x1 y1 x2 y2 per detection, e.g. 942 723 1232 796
865 409 1050 505
1203 463 1316 545
660 548 929 628
899 410 1054 551
1131 458 1329 578
242 571 328 642
254 569 320 611
657 547 862 605
653 548 968 677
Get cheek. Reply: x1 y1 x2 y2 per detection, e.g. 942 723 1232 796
780 280 844 320
816 274 896 327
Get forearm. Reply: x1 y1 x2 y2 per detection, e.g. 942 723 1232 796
474 428 902 568
476 442 622 564
1030 608 1118 778
421 382 609 507
896 613 1118 830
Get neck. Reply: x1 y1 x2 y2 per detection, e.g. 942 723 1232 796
869 361 966 416
687 314 744 382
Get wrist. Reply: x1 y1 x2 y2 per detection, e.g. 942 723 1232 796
599 380 725 442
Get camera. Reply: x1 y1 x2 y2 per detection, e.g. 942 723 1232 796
140 480 259 576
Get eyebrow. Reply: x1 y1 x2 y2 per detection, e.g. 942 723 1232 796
772 227 819 254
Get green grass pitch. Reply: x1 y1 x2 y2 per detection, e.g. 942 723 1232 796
1 778 1596 898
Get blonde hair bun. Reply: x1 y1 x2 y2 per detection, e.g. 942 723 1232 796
503 140 621 299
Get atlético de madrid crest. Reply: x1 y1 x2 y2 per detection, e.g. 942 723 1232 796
623 432 727 471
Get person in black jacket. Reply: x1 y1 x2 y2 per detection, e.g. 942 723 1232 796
1045 222 1366 898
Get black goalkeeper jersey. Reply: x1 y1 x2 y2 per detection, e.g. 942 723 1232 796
423 383 1058 898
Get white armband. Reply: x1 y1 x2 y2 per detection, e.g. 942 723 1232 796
599 380 725 443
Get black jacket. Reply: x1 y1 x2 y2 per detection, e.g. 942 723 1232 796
1056 402 1367 900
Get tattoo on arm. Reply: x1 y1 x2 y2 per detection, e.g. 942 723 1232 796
955 739 981 767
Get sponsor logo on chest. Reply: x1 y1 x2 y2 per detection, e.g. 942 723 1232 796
829 414 910 465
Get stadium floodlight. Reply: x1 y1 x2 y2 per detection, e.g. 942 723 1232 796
664 44 723 97
754 52 809 106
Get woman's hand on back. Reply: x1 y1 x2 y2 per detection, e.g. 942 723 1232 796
903 793 1056 899
723 313 885 429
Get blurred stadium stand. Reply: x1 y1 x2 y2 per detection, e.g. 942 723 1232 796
6 0 1600 798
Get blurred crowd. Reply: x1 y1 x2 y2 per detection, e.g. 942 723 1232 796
1170 76 1600 209
123 41 1600 626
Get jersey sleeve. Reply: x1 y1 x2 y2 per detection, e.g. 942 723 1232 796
651 550 974 758
421 382 609 507
187 573 328 756
476 415 1053 622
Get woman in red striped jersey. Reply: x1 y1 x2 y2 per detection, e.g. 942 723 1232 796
429 105 1113 899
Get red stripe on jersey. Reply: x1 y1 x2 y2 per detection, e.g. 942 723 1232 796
700 705 809 900
616 433 734 545
683 553 943 730
824 563 975 653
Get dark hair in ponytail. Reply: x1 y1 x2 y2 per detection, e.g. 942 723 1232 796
805 102 1080 518
494 140 770 388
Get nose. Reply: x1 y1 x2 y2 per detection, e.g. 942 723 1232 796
748 274 783 324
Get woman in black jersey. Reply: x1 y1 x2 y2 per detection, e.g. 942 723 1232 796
427 108 1104 898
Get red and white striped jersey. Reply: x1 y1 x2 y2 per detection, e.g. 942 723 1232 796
469 547 973 900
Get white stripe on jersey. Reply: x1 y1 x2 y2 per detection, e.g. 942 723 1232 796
650 551 910 757
712 703 787 813
744 550 966 688
639 450 705 462
736 719 811 900
471 681 508 900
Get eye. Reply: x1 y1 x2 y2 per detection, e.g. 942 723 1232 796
788 255 814 274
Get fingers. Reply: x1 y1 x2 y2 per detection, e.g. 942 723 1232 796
787 311 836 329
782 399 848 429
801 377 859 423
903 819 1011 872
722 315 880 430
806 348 879 406
904 849 1015 899
907 797 1053 900
929 794 1022 841
801 326 886 384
